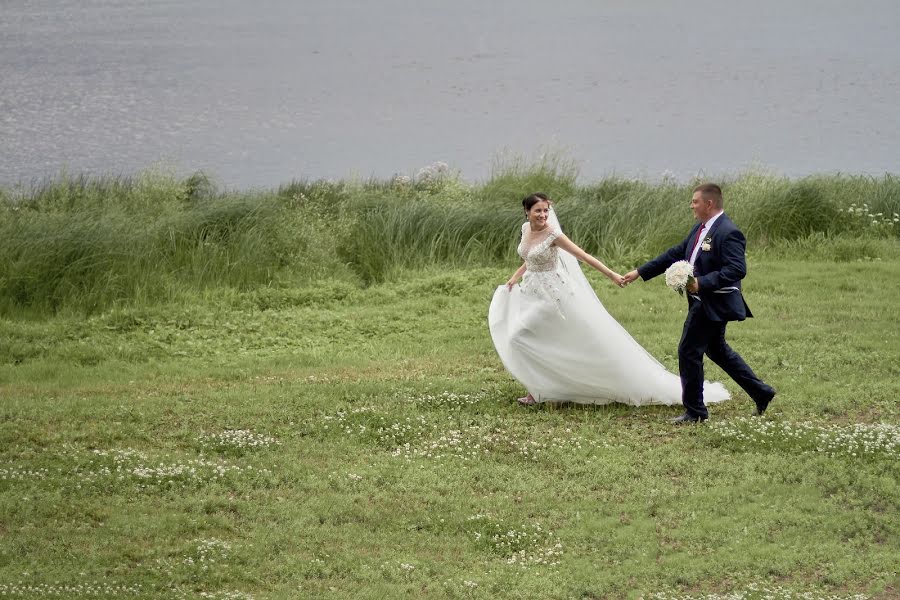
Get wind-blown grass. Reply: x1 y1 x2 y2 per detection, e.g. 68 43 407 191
0 172 347 314
1 166 899 314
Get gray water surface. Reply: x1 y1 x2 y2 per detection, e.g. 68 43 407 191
2 1 899 188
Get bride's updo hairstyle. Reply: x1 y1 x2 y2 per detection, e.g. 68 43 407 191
522 192 551 215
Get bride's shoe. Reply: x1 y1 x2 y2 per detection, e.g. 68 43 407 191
517 394 536 406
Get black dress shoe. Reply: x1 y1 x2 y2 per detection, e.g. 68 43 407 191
753 388 777 416
670 413 708 424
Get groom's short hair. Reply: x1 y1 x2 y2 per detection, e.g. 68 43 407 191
693 183 723 208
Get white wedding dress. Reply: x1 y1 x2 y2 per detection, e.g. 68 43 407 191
488 210 730 406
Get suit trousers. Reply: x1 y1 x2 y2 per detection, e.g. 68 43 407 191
678 299 770 418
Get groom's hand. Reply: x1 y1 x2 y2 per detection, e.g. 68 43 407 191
622 270 640 285
686 279 699 294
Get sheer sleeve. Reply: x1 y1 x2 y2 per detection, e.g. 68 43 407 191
547 227 562 243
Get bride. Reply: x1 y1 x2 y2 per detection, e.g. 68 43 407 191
488 193 730 406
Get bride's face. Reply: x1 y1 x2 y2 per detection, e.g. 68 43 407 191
527 201 551 229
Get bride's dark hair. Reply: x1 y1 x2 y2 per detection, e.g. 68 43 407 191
522 193 551 213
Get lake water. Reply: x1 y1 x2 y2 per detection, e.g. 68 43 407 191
2 0 899 189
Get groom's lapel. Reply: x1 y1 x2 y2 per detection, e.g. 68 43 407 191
707 213 729 242
687 214 728 263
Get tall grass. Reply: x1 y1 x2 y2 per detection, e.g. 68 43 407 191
0 172 345 314
1 166 898 314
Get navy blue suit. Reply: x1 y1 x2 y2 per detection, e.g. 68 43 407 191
638 213 773 418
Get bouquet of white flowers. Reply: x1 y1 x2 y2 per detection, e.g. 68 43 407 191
664 260 694 296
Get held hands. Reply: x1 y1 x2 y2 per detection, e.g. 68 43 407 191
607 271 626 288
621 270 640 286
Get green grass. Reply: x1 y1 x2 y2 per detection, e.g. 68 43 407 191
2 167 899 314
1 257 897 599
1 165 897 597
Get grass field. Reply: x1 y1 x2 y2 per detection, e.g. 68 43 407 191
1 253 898 598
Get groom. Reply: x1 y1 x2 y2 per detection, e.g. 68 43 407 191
622 183 775 423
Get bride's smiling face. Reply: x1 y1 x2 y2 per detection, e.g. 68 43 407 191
527 201 551 230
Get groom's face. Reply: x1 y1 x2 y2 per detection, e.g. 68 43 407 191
690 192 714 222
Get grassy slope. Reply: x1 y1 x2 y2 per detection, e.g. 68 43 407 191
1 258 898 599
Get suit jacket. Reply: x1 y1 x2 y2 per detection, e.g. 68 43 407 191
638 213 753 322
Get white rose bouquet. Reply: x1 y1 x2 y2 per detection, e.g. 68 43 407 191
664 260 694 296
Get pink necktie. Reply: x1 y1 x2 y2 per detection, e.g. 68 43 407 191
691 224 706 256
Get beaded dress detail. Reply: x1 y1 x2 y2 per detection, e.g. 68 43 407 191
517 223 569 310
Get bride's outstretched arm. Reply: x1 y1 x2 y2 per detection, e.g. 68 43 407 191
553 234 625 287
506 263 526 290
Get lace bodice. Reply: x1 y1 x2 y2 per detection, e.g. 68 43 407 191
516 222 569 310
517 222 561 272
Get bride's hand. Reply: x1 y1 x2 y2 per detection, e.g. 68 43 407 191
506 277 519 290
608 271 625 288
